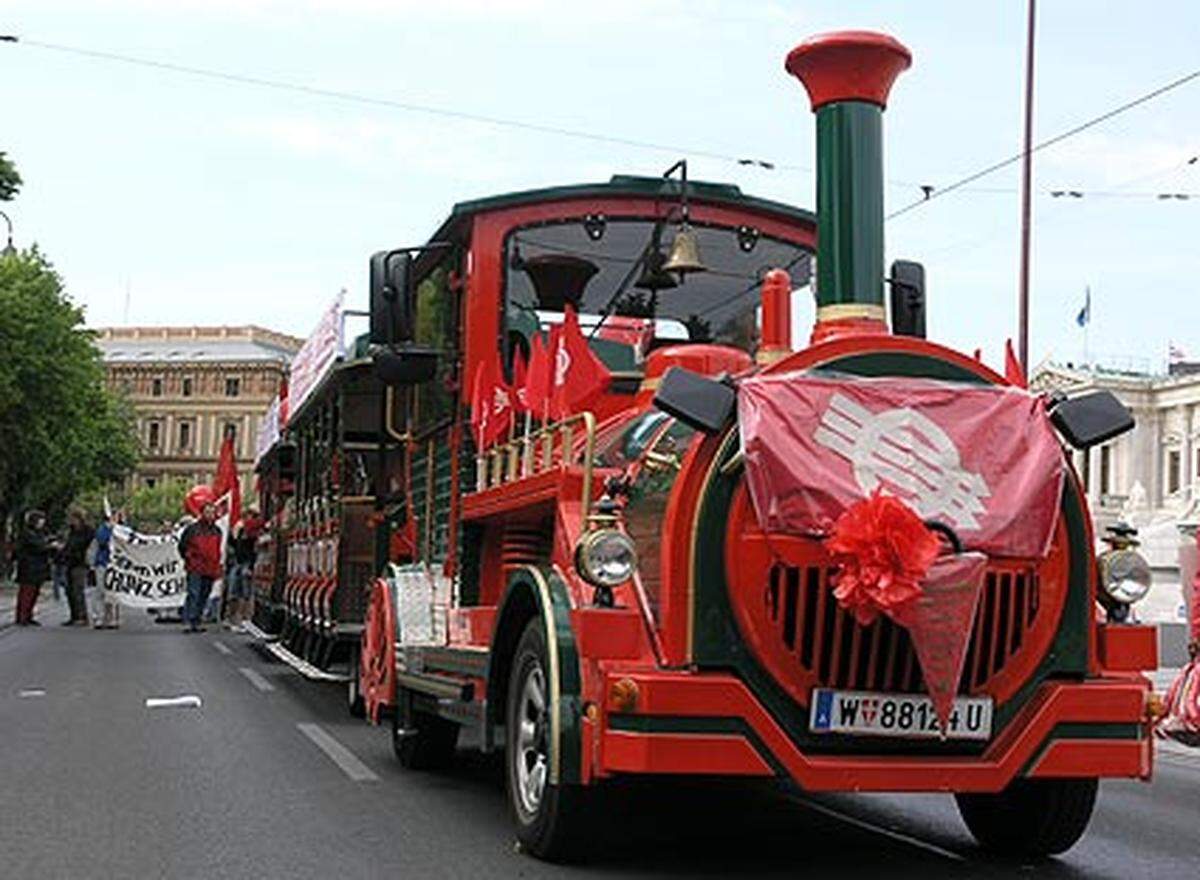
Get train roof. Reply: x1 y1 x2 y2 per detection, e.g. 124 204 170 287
416 175 814 271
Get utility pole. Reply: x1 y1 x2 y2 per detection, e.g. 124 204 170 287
1017 0 1037 371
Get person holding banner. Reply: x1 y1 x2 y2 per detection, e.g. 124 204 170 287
177 502 222 633
91 510 124 629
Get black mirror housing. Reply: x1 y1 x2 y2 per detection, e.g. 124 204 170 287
653 367 736 434
1049 390 1134 449
369 250 413 345
373 345 439 387
889 259 926 339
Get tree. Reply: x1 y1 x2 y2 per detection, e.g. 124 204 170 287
0 246 139 536
78 479 189 532
0 152 20 202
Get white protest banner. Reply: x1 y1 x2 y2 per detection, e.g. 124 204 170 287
255 393 281 466
105 517 230 609
288 290 345 419
104 525 189 609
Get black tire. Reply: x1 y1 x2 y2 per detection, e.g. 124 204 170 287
956 778 1098 857
392 688 458 770
505 619 587 861
347 647 366 719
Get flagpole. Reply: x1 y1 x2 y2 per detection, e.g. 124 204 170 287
1083 285 1090 369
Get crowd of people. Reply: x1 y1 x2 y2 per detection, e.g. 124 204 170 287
8 504 262 632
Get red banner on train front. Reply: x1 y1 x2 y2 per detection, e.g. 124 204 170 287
737 373 1064 559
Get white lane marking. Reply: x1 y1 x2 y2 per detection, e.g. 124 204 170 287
146 695 202 709
238 666 276 692
296 722 380 782
19 688 46 698
213 641 233 656
790 796 967 863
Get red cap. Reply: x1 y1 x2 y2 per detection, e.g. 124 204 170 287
785 30 911 111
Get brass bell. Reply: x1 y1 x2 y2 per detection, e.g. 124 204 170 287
634 248 679 292
662 225 706 276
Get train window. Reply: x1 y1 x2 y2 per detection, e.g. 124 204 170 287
503 217 811 368
410 252 459 435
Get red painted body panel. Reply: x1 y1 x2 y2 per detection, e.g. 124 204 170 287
1097 624 1159 672
595 671 1150 790
603 731 774 776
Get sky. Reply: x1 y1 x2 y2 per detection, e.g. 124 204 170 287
2 0 1198 373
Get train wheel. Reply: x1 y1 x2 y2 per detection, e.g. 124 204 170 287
392 689 457 770
347 646 365 719
956 778 1098 857
505 619 586 861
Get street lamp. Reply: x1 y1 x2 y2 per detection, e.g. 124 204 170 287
0 209 14 257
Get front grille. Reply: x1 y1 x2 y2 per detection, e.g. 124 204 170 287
766 563 1039 694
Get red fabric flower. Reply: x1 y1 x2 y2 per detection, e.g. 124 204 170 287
826 491 941 626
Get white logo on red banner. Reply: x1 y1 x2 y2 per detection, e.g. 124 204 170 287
815 392 991 531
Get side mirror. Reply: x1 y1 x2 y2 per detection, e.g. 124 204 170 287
889 259 926 339
1049 390 1134 449
653 367 736 434
369 250 413 345
373 345 439 387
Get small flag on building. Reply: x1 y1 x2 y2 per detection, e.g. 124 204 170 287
1075 287 1091 328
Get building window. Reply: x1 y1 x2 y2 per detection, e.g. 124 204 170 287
148 420 162 450
151 377 163 397
225 376 240 397
223 422 239 455
182 376 193 397
179 420 193 451
145 475 158 489
1167 449 1181 495
1099 445 1112 496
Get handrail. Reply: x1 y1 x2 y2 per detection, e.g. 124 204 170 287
474 411 598 517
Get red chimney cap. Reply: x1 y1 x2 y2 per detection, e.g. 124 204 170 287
785 30 911 111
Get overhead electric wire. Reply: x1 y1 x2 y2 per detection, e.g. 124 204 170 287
4 35 804 174
887 67 1200 220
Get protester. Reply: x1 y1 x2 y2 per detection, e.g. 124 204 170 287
61 509 92 626
13 510 57 626
225 508 261 629
177 501 222 633
91 510 124 629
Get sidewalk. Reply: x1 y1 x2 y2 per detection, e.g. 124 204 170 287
0 581 71 628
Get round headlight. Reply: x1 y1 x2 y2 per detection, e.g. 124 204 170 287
576 529 638 587
1100 548 1152 605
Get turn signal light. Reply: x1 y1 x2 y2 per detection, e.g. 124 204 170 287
1145 691 1167 722
609 677 640 713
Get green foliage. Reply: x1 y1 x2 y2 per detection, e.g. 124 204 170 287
0 152 20 202
0 246 138 528
77 480 188 532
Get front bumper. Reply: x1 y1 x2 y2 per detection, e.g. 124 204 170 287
595 671 1152 791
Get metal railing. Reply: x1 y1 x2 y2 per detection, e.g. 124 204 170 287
474 412 598 516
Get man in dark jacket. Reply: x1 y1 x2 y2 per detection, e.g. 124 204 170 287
177 501 222 633
14 510 56 626
62 509 92 626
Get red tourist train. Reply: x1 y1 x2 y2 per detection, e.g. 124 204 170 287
250 30 1160 861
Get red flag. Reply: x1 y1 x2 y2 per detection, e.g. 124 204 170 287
1004 339 1027 388
470 351 513 449
550 305 610 420
524 332 551 418
737 373 1065 559
894 553 988 735
512 348 529 414
212 427 241 527
278 374 290 428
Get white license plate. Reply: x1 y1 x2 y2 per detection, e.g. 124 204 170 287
809 689 993 740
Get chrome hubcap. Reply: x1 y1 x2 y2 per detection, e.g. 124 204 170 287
515 663 548 816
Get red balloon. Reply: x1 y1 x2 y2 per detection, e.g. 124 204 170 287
184 484 216 517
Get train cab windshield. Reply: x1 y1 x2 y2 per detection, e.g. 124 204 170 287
503 217 811 370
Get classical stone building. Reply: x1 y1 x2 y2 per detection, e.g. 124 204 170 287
95 326 303 498
1033 360 1199 656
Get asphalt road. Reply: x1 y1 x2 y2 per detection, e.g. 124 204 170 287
1 593 1198 880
